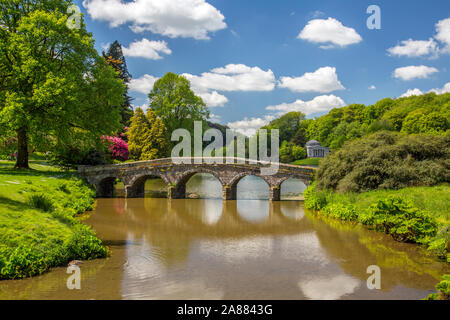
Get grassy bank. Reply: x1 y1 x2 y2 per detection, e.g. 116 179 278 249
291 158 321 166
0 157 107 280
304 183 450 262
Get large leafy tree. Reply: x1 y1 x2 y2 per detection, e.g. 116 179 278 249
148 72 209 144
128 107 167 160
262 112 305 143
103 40 133 126
0 0 125 168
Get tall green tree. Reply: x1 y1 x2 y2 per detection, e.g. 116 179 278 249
0 0 125 168
128 107 167 160
148 72 209 145
262 112 305 143
103 40 133 126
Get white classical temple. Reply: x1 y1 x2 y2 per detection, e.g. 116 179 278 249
305 140 329 158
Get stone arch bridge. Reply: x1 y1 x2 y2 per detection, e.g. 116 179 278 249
78 157 316 201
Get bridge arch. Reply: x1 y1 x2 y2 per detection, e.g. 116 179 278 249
228 172 272 190
95 175 125 198
126 172 170 198
170 168 225 199
225 173 275 201
278 177 308 200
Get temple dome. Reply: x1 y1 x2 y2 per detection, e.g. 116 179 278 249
306 140 320 146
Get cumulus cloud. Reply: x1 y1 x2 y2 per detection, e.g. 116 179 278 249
82 0 227 40
183 64 276 92
368 85 376 90
209 113 222 122
298 17 362 48
400 88 424 97
435 17 450 53
197 91 228 107
400 82 450 97
393 65 438 81
122 39 171 60
129 74 159 94
387 38 439 58
227 115 275 137
266 95 345 116
430 82 450 94
278 67 345 93
387 17 450 59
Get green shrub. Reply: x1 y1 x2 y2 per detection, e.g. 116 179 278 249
66 225 108 260
304 183 328 210
427 226 450 262
425 275 450 300
0 246 48 279
27 193 54 212
359 197 438 244
322 203 358 221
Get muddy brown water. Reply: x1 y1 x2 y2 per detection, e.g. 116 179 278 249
0 174 447 300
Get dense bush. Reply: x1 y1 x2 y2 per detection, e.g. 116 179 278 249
66 224 108 260
425 275 450 300
359 197 438 244
279 141 307 163
101 135 129 161
51 146 110 168
317 131 450 192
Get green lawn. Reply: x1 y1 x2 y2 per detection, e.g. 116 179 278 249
291 158 321 166
0 157 107 279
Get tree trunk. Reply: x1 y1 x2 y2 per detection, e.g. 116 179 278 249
15 127 29 169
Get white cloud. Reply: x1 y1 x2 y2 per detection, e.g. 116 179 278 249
278 67 345 93
122 39 171 60
399 82 450 98
197 91 228 107
297 17 362 48
266 95 345 116
82 0 227 40
435 17 450 53
182 64 276 92
400 88 424 97
368 85 376 90
101 42 111 51
393 65 438 81
387 38 439 58
430 82 450 94
209 113 221 122
129 74 159 94
227 115 275 137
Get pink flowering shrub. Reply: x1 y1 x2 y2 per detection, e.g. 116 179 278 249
101 136 129 161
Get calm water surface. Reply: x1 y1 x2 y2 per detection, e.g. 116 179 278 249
0 174 447 300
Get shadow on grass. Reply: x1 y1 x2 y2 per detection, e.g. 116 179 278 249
0 196 30 212
0 164 75 179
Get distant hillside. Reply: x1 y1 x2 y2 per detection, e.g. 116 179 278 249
261 92 450 150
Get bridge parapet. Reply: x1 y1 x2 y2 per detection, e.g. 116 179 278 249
78 157 316 201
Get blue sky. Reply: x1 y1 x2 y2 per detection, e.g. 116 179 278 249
75 0 450 135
